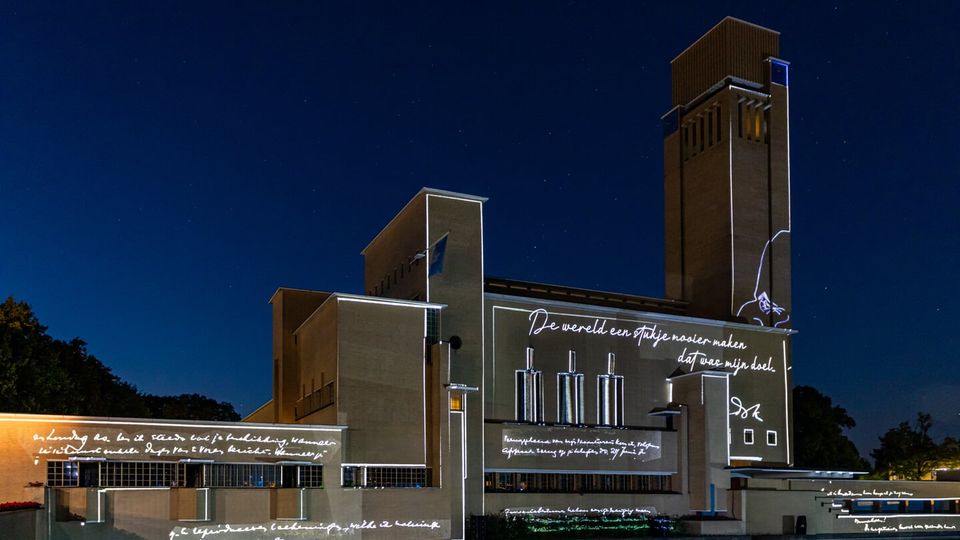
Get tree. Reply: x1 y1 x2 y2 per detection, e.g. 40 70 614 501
0 296 239 421
871 412 940 480
792 385 869 470
0 297 71 413
144 393 239 421
938 437 960 472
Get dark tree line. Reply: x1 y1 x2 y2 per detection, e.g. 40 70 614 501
870 412 960 480
793 385 960 479
0 296 239 421
792 385 870 471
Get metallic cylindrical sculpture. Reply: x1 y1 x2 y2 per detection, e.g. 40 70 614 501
557 350 585 425
597 352 625 427
515 346 544 423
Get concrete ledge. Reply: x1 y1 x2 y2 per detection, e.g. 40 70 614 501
681 518 746 536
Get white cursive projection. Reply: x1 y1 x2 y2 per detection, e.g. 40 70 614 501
729 397 763 422
676 348 776 376
32 428 337 462
168 520 443 539
853 517 958 534
826 488 914 497
502 434 660 462
527 309 748 351
503 506 657 518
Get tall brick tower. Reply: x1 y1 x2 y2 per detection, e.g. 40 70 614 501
663 17 791 327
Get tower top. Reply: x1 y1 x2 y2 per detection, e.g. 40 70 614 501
671 17 780 107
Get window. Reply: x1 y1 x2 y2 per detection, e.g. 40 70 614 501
48 461 322 489
933 499 953 513
754 106 761 140
295 380 336 420
450 394 463 412
341 466 360 488
715 104 723 142
690 121 697 156
743 429 755 445
766 430 778 446
47 461 79 487
208 463 279 487
426 308 440 344
483 472 671 494
737 100 743 138
101 461 175 487
179 463 206 487
699 115 705 151
78 462 101 487
881 500 902 513
341 466 430 488
298 465 324 488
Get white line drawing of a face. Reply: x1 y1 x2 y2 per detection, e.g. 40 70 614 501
736 229 790 328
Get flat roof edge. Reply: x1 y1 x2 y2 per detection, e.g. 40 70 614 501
292 292 446 336
0 412 347 431
268 286 331 305
670 16 780 65
360 187 487 255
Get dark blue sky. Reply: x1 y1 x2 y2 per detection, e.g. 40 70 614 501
2 2 958 456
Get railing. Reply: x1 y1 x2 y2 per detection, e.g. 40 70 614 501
295 381 336 420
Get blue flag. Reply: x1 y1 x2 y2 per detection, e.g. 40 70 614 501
429 234 448 277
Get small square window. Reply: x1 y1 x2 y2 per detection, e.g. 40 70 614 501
766 430 778 446
449 394 463 412
743 429 755 445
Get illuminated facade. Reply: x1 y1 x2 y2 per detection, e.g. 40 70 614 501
2 16 960 540
663 17 791 327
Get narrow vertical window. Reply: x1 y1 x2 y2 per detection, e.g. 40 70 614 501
764 108 771 144
707 110 713 147
754 106 761 140
682 125 688 160
691 121 697 155
737 101 743 138
716 104 723 142
699 115 705 151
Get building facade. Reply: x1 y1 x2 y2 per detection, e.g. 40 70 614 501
2 16 959 540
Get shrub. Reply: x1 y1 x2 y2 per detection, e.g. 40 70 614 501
0 501 41 512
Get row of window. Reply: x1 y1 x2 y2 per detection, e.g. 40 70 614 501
341 466 431 488
295 381 336 420
848 499 960 514
484 472 672 494
682 102 722 161
49 461 442 490
679 96 771 162
370 256 423 297
47 461 323 489
743 429 778 446
737 98 769 143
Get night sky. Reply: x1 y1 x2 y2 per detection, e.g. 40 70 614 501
2 2 958 458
